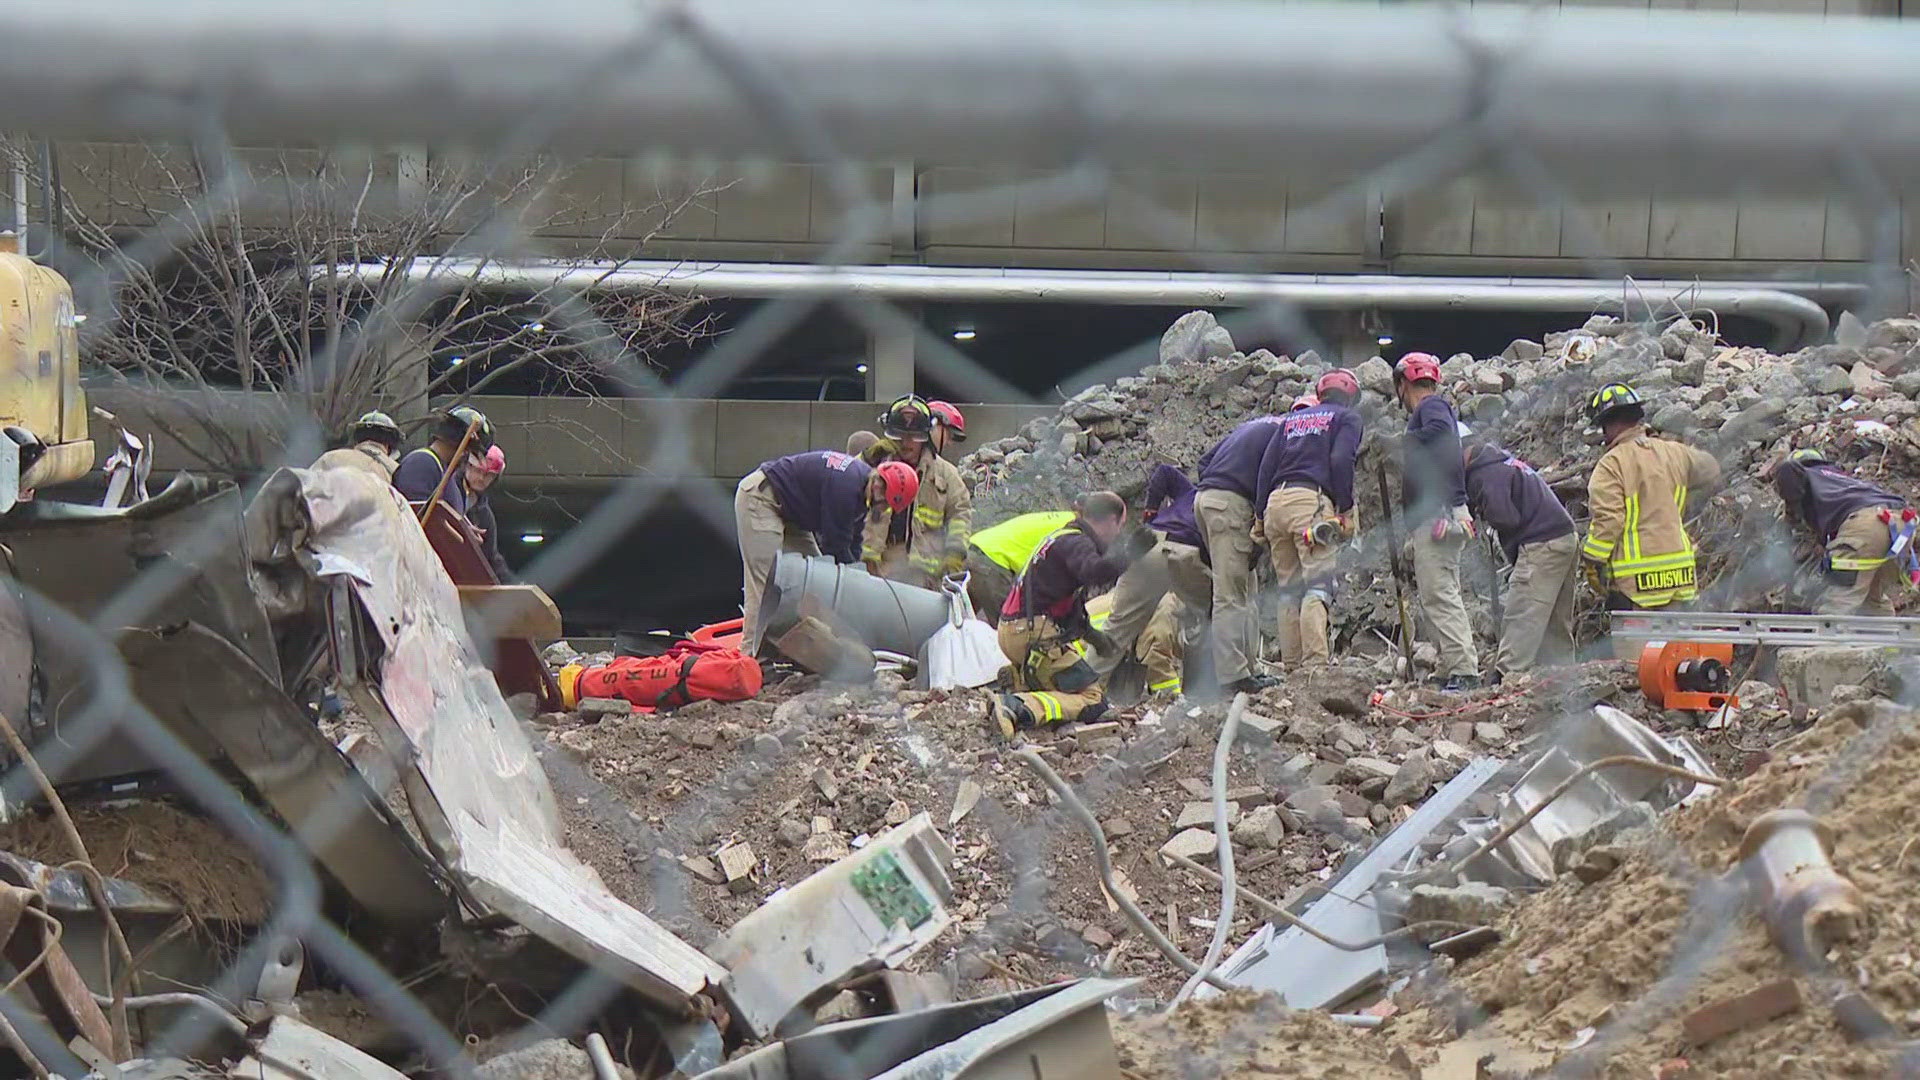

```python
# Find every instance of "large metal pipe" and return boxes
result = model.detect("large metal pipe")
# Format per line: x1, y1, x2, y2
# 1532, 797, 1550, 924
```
3, 1, 1920, 191
339, 259, 1846, 348
756, 553, 950, 659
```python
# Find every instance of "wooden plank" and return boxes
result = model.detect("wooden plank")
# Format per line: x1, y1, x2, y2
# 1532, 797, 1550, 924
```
458, 583, 562, 640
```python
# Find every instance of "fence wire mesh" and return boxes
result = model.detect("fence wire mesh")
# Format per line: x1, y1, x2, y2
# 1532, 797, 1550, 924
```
0, 2, 1917, 1078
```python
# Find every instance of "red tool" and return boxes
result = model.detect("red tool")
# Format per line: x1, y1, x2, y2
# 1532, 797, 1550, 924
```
1638, 640, 1740, 712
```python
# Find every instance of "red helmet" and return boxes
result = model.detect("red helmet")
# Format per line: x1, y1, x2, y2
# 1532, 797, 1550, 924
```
1314, 368, 1360, 401
928, 400, 968, 441
1395, 353, 1443, 385
1290, 393, 1320, 411
873, 460, 920, 512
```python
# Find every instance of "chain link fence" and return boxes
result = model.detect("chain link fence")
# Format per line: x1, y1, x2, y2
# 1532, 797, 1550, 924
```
0, 1, 1916, 1078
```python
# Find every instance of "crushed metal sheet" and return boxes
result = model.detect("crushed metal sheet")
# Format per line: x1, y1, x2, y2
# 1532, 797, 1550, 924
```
231, 1015, 408, 1080
1207, 757, 1506, 1009
249, 466, 726, 1014
119, 623, 446, 923
1434, 706, 1721, 888
696, 979, 1133, 1080
0, 851, 179, 916
713, 813, 955, 1038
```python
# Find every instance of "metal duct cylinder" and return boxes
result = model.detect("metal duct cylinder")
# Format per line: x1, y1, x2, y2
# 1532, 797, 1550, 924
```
756, 553, 952, 658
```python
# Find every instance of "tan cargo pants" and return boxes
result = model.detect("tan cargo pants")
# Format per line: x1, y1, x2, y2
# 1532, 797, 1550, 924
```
1135, 593, 1187, 693
1822, 505, 1901, 616
1194, 488, 1258, 684
1496, 532, 1580, 675
735, 470, 823, 654
1263, 485, 1342, 667
998, 615, 1106, 724
1087, 536, 1211, 677
1411, 505, 1480, 678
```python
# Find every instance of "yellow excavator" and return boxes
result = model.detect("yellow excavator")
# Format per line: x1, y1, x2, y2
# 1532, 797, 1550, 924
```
0, 231, 91, 512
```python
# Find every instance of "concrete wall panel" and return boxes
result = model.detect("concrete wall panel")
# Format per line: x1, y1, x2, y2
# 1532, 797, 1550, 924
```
1106, 173, 1199, 251
1561, 198, 1653, 260
714, 163, 814, 243
920, 167, 1018, 247
1014, 180, 1106, 248
1734, 197, 1826, 260
622, 399, 718, 476
1649, 198, 1738, 259
1195, 173, 1286, 253
1284, 184, 1368, 255
810, 166, 893, 243
715, 400, 811, 477
1470, 195, 1563, 258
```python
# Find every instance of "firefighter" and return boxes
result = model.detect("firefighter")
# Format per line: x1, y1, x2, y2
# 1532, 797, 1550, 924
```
1194, 410, 1292, 694
928, 400, 968, 456
1395, 353, 1480, 691
1767, 448, 1909, 616
1463, 438, 1579, 676
1580, 383, 1722, 656
1258, 368, 1365, 669
315, 410, 403, 479
962, 510, 1075, 624
393, 405, 493, 517
1086, 463, 1213, 695
990, 492, 1153, 736
734, 450, 919, 655
859, 395, 973, 588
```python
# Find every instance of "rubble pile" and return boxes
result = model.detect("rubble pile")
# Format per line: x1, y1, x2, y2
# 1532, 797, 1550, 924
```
963, 310, 1920, 655
535, 649, 1688, 1003
1379, 692, 1920, 1076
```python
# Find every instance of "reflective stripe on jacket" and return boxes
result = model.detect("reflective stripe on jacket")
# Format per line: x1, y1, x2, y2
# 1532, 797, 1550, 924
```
1581, 425, 1721, 606
861, 442, 973, 577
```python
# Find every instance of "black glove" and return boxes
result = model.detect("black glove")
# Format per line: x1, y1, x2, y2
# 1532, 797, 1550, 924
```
1118, 525, 1157, 562
1082, 626, 1120, 656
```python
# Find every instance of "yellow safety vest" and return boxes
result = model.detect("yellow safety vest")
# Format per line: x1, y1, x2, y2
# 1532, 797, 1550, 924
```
969, 512, 1076, 573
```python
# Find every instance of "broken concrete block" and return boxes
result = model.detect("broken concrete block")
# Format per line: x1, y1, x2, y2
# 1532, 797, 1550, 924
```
1160, 828, 1218, 865
802, 831, 851, 862
1328, 721, 1370, 749
1405, 882, 1512, 931
1082, 925, 1114, 949
1340, 756, 1400, 782
1176, 777, 1212, 800
1174, 801, 1240, 831
1383, 750, 1434, 808
717, 843, 757, 893
1237, 711, 1285, 743
577, 697, 632, 720
679, 855, 725, 886
884, 799, 912, 825
1472, 721, 1507, 744
1572, 844, 1628, 884
949, 779, 982, 825
476, 1038, 596, 1080
813, 767, 841, 803
776, 819, 810, 848
1682, 979, 1802, 1046
1285, 785, 1342, 815
1104, 817, 1135, 840
1430, 739, 1471, 764
1776, 646, 1891, 709
1231, 804, 1286, 850
1224, 785, 1270, 807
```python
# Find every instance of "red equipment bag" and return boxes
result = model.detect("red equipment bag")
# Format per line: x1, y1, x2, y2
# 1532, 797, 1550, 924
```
559, 641, 762, 711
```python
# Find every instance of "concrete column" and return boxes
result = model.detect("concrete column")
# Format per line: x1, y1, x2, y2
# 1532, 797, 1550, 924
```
866, 308, 917, 402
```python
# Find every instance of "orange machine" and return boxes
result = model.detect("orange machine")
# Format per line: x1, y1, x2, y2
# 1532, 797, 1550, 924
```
1638, 640, 1740, 712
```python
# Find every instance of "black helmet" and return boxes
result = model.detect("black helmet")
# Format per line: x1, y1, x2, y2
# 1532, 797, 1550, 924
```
1586, 383, 1645, 426
1786, 447, 1829, 467
435, 405, 494, 452
878, 394, 934, 442
351, 410, 403, 452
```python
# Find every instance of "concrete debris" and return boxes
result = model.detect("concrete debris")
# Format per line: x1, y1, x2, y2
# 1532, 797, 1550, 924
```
1159, 310, 1237, 366
1404, 882, 1512, 934
948, 778, 983, 825
475, 1038, 603, 1080
1231, 804, 1287, 850
1173, 801, 1238, 831
1160, 828, 1219, 865
577, 697, 633, 720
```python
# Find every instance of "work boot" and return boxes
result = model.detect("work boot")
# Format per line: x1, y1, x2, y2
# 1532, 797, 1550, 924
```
1223, 674, 1279, 696
1440, 674, 1483, 694
989, 694, 1036, 739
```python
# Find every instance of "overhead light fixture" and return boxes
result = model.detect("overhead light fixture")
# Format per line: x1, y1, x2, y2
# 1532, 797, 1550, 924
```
525, 320, 546, 332
855, 363, 870, 374
952, 327, 976, 342
448, 355, 466, 366
519, 532, 546, 544
1377, 334, 1394, 347
72, 313, 87, 324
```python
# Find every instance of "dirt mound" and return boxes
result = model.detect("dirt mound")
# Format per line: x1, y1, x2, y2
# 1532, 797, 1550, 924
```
1, 800, 272, 925
1114, 990, 1399, 1079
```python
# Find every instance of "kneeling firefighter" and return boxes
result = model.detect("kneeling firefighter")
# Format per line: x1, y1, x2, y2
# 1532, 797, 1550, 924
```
1768, 448, 1913, 615
990, 492, 1154, 736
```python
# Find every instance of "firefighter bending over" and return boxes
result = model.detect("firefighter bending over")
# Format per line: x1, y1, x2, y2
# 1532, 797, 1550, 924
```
990, 492, 1153, 736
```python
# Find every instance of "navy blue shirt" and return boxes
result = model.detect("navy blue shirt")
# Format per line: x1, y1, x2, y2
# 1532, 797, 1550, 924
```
1773, 459, 1903, 544
760, 451, 873, 564
393, 447, 467, 516
1463, 442, 1575, 563
1264, 403, 1364, 514
1403, 394, 1467, 519
1144, 464, 1205, 551
1198, 416, 1286, 503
